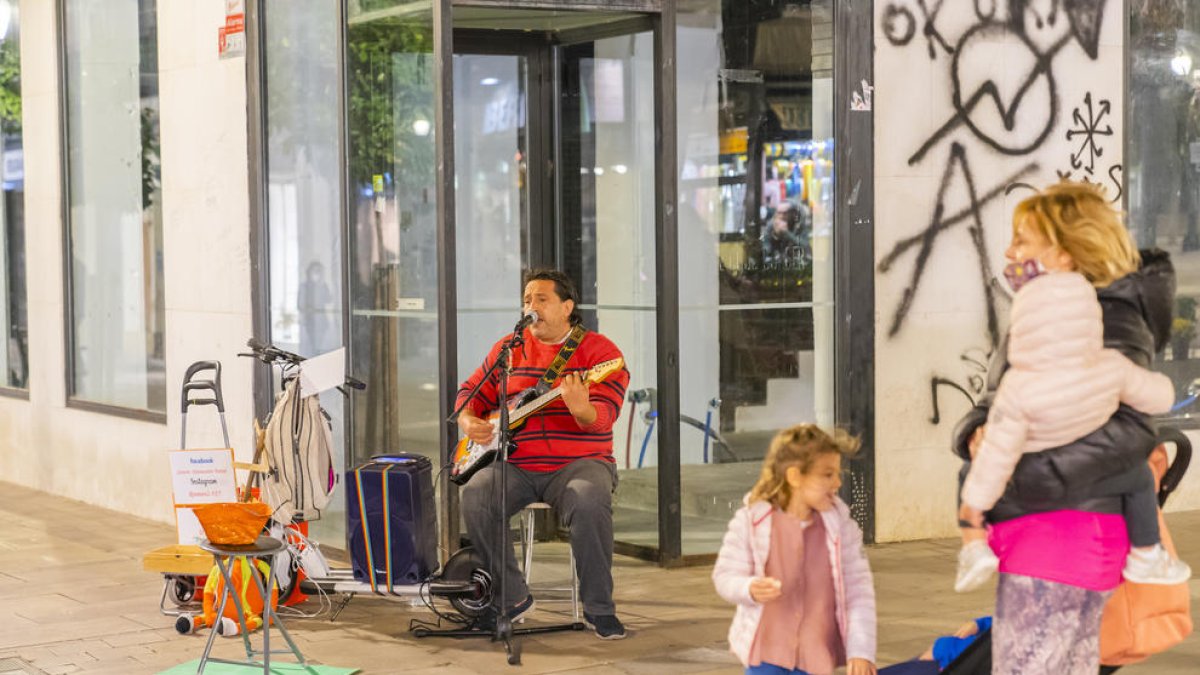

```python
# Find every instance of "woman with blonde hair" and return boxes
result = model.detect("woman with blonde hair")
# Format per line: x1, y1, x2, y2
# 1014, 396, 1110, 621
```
713, 424, 877, 675
951, 180, 1186, 674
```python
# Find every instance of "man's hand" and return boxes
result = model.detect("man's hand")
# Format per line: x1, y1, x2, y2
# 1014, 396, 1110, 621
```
559, 373, 597, 427
959, 503, 985, 529
458, 413, 496, 445
748, 577, 782, 603
847, 658, 876, 675
953, 619, 980, 638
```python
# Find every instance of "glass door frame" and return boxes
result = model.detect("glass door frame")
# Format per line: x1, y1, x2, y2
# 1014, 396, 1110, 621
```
434, 1, 681, 563
243, 0, 889, 566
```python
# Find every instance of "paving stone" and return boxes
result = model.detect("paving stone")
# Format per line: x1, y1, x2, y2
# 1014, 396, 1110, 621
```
1, 480, 1197, 674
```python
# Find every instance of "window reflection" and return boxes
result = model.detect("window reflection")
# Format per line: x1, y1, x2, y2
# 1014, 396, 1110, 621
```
677, 0, 835, 554
264, 0, 344, 544
1129, 1, 1200, 410
0, 0, 25, 390
64, 0, 165, 412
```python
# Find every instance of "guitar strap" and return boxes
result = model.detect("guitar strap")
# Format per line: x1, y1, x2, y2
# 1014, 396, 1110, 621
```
534, 324, 588, 395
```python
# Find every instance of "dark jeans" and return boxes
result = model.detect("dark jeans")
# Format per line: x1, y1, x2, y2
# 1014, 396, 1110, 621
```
461, 459, 617, 615
956, 461, 1160, 547
1091, 462, 1160, 548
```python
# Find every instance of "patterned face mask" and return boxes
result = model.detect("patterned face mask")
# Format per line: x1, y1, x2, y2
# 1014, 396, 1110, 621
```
1003, 258, 1046, 293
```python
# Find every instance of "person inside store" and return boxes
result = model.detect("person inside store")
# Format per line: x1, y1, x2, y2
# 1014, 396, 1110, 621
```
456, 269, 631, 640
762, 200, 810, 266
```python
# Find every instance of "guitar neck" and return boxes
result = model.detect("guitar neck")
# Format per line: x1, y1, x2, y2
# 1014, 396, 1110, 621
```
508, 387, 565, 427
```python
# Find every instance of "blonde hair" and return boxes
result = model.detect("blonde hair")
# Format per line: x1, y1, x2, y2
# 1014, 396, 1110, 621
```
748, 424, 860, 510
1013, 180, 1139, 288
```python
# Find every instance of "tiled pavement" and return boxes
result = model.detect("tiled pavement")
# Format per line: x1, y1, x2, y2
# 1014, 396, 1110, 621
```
0, 482, 1196, 674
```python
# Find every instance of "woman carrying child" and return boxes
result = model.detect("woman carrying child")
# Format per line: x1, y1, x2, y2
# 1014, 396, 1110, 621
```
713, 425, 877, 675
951, 181, 1190, 674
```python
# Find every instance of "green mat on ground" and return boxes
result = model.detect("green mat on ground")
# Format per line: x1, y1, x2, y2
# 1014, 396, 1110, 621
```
159, 660, 359, 674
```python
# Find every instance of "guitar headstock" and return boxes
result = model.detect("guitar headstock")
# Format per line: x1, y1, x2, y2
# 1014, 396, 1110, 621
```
586, 358, 624, 383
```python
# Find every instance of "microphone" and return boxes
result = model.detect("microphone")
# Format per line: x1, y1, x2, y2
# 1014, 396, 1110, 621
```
514, 309, 539, 331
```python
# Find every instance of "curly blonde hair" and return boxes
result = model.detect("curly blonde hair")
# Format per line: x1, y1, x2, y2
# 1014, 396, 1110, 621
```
1013, 180, 1139, 288
747, 424, 860, 510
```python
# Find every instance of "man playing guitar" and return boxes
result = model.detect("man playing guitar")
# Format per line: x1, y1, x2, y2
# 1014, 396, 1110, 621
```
456, 269, 631, 640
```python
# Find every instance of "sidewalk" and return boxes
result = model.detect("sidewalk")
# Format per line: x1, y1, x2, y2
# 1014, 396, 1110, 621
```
0, 482, 1195, 674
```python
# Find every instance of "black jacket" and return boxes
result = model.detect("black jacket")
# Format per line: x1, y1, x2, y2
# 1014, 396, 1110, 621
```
951, 249, 1176, 522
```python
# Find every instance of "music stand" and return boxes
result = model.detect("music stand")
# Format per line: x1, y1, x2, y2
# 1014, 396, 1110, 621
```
415, 318, 583, 665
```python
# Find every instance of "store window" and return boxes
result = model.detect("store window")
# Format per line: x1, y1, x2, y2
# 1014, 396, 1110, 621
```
0, 0, 25, 392
1128, 1, 1200, 406
675, 0, 835, 554
263, 1, 344, 542
62, 0, 165, 414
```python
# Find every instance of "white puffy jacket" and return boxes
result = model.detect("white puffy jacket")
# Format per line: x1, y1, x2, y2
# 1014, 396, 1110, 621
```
711, 495, 877, 667
961, 271, 1175, 511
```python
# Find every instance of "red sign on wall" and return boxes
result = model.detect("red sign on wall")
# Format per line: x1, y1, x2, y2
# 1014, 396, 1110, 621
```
218, 0, 245, 59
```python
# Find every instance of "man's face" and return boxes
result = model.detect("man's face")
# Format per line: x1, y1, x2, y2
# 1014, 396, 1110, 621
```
773, 206, 792, 232
523, 279, 574, 341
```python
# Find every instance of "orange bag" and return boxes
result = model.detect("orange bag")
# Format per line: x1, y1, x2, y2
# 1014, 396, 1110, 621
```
1099, 446, 1193, 666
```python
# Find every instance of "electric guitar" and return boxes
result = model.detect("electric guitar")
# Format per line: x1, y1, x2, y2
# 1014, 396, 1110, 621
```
450, 358, 625, 485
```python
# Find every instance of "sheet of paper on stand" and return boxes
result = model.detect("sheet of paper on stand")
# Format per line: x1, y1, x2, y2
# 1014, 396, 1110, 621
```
300, 347, 346, 397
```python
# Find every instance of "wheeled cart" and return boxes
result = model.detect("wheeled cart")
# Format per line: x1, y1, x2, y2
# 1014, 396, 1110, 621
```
141, 361, 231, 615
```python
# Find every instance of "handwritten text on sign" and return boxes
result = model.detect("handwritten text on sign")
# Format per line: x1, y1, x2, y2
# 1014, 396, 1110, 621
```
169, 449, 237, 505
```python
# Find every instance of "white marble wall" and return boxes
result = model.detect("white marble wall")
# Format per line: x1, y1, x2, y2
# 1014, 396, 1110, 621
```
874, 0, 1128, 541
0, 0, 254, 526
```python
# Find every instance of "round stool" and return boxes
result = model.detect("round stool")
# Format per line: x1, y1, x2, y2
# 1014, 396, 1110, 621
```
197, 536, 310, 674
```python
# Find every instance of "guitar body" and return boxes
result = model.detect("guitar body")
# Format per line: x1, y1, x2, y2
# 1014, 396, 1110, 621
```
450, 412, 520, 486
449, 358, 624, 486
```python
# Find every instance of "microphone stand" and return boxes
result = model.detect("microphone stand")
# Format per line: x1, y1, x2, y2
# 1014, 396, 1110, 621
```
415, 315, 582, 666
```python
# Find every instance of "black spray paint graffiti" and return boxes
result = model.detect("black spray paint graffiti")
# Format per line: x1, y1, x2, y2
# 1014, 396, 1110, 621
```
1055, 163, 1123, 202
910, 24, 1071, 165
878, 0, 1114, 422
1067, 92, 1113, 175
904, 0, 1110, 164
878, 0, 1112, 338
878, 143, 1039, 348
929, 347, 992, 424
883, 0, 955, 59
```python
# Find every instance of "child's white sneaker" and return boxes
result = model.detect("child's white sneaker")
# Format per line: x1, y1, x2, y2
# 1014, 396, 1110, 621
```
955, 540, 999, 593
1123, 544, 1192, 585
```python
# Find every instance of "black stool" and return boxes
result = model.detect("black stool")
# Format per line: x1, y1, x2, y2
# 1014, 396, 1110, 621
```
197, 536, 311, 674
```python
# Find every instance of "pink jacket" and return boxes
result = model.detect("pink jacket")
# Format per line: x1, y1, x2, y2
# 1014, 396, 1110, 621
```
962, 272, 1175, 511
712, 495, 877, 666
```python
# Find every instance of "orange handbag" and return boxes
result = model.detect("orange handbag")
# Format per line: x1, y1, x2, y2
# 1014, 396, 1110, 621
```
1099, 446, 1193, 666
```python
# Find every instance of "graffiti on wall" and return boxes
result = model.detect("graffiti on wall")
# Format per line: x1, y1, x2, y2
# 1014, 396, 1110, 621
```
876, 0, 1121, 422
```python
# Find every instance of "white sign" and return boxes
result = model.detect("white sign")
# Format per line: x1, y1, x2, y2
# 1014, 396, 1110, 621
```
169, 448, 237, 505
299, 347, 346, 398
175, 506, 207, 546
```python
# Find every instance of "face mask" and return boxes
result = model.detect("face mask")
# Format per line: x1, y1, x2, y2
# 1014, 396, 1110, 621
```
1003, 258, 1046, 293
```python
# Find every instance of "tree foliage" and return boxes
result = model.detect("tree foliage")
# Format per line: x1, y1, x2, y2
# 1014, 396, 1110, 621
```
0, 35, 20, 135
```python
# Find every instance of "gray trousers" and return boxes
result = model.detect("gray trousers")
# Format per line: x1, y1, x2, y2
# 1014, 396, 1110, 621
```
461, 459, 617, 615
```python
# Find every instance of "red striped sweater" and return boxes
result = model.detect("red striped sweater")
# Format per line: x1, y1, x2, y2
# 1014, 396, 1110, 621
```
455, 328, 630, 472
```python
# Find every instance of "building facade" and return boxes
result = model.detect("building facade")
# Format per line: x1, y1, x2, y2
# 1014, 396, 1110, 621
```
1, 0, 1197, 566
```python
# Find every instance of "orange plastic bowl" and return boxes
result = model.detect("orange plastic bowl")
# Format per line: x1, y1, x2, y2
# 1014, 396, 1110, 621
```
192, 502, 271, 546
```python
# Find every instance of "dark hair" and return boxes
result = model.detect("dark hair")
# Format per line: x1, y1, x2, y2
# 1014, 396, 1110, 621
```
523, 269, 583, 326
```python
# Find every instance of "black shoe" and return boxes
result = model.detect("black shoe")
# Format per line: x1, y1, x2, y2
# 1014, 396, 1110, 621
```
506, 594, 536, 623
478, 594, 536, 630
584, 612, 627, 640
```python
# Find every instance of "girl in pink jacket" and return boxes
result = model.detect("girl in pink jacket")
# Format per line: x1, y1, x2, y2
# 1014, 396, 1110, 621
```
713, 425, 877, 675
955, 268, 1191, 592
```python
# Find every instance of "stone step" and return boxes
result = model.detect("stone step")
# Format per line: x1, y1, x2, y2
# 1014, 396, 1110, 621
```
616, 462, 760, 520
